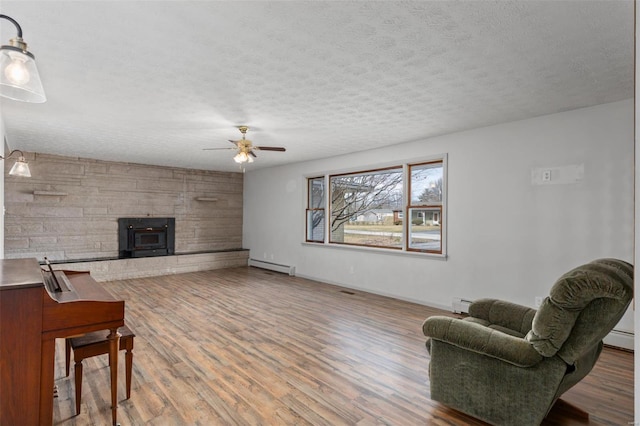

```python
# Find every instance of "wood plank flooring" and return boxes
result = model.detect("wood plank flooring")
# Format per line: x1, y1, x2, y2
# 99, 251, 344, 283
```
52, 267, 633, 425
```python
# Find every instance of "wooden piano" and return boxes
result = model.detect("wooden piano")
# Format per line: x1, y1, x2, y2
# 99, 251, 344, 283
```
0, 258, 125, 426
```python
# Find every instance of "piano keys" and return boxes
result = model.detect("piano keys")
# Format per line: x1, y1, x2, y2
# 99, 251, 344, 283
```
0, 258, 125, 426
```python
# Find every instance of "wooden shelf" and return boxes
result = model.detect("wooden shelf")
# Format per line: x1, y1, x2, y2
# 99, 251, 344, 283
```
33, 191, 68, 196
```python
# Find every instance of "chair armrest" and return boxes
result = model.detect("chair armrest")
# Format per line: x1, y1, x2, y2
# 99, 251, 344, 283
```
423, 316, 543, 367
469, 298, 536, 335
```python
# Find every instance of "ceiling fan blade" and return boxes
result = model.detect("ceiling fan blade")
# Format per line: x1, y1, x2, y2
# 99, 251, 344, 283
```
203, 147, 235, 151
249, 151, 258, 158
229, 140, 240, 146
254, 146, 286, 152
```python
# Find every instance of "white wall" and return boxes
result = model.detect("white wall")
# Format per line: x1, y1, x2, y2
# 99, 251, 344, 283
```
244, 99, 634, 335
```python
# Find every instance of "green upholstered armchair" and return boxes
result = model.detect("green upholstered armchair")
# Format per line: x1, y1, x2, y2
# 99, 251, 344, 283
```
422, 258, 633, 426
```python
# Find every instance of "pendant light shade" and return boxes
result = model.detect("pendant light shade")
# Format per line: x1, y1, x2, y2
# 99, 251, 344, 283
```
8, 155, 30, 177
3, 150, 31, 177
0, 14, 46, 103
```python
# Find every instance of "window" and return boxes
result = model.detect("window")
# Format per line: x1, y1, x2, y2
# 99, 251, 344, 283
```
305, 155, 446, 256
407, 161, 443, 253
329, 167, 403, 249
306, 176, 325, 242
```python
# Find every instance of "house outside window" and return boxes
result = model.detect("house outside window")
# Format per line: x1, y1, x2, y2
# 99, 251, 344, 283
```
407, 161, 443, 253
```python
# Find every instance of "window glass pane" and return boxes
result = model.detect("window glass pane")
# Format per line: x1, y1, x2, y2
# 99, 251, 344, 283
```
306, 177, 325, 242
408, 207, 442, 252
306, 210, 325, 242
308, 177, 324, 208
410, 162, 443, 205
330, 168, 403, 249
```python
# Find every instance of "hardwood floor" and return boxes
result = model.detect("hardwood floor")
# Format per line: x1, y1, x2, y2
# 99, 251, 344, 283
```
52, 267, 633, 425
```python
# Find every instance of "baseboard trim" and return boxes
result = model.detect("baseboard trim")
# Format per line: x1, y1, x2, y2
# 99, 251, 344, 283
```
603, 329, 634, 351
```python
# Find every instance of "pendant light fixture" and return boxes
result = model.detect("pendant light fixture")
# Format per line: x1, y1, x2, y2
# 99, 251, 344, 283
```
2, 149, 31, 177
0, 14, 46, 103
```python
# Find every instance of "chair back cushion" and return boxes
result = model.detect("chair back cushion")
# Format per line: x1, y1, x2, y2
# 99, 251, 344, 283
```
526, 259, 633, 363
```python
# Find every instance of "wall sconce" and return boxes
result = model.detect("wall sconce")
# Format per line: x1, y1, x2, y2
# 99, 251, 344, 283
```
2, 150, 31, 177
0, 14, 46, 103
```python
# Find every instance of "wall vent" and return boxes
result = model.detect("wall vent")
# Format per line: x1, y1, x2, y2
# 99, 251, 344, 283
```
452, 297, 473, 314
248, 259, 296, 276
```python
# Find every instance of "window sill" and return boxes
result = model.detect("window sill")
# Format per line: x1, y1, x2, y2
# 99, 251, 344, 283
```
300, 241, 447, 260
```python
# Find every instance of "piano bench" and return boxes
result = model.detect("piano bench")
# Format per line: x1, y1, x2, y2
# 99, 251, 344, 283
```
65, 325, 135, 416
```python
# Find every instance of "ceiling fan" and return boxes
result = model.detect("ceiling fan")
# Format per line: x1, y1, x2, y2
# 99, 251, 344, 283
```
204, 126, 286, 164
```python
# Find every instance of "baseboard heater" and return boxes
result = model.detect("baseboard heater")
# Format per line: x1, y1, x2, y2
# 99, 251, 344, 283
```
248, 259, 296, 276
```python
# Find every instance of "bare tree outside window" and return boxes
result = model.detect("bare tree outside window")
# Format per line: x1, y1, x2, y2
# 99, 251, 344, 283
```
418, 177, 443, 204
411, 163, 443, 204
330, 168, 403, 248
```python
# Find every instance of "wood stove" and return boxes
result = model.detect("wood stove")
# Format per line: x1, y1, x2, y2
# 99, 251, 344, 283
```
118, 218, 175, 258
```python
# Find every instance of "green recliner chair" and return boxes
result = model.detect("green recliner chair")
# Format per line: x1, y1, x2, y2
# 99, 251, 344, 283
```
422, 258, 633, 425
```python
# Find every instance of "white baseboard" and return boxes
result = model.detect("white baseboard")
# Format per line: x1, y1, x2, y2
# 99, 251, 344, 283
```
603, 329, 634, 350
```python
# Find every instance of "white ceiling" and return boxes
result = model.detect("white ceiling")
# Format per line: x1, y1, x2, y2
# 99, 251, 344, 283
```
0, 1, 634, 173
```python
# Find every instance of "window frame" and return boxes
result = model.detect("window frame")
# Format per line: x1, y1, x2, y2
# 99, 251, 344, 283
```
406, 160, 444, 254
304, 154, 447, 258
305, 176, 325, 243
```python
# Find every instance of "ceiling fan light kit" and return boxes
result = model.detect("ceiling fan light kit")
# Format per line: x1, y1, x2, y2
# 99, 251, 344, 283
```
234, 151, 253, 164
204, 125, 286, 166
0, 14, 46, 103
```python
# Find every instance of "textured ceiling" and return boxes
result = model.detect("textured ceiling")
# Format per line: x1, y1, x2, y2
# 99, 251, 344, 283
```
0, 1, 634, 173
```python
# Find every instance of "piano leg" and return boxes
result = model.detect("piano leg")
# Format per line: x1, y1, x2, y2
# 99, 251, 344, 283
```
39, 337, 56, 425
107, 328, 121, 426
